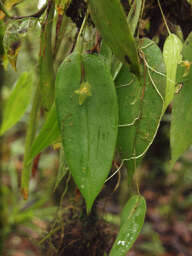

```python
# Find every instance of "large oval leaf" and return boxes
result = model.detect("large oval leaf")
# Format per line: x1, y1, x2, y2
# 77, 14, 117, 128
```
163, 33, 183, 112
110, 195, 146, 256
0, 72, 33, 136
27, 104, 60, 165
55, 53, 118, 212
115, 38, 166, 165
88, 0, 140, 76
170, 32, 192, 167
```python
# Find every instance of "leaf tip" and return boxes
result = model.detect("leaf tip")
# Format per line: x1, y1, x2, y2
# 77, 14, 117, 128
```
85, 196, 95, 215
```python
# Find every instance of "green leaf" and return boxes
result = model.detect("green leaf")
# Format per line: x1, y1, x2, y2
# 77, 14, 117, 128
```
115, 38, 166, 165
127, 0, 142, 36
39, 2, 55, 111
110, 195, 146, 256
170, 32, 192, 167
100, 40, 112, 69
0, 72, 33, 136
88, 0, 140, 76
27, 104, 60, 165
55, 53, 118, 212
163, 33, 183, 112
112, 0, 142, 81
21, 85, 41, 200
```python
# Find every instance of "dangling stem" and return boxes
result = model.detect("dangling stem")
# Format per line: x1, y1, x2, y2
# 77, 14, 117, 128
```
134, 159, 141, 195
157, 0, 171, 35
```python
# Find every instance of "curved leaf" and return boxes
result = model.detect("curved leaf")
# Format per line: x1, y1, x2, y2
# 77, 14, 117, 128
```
163, 33, 183, 111
111, 0, 142, 81
27, 104, 60, 164
88, 0, 140, 76
170, 32, 192, 167
0, 72, 33, 135
110, 195, 146, 256
127, 0, 142, 36
39, 2, 55, 111
115, 38, 166, 164
55, 53, 118, 212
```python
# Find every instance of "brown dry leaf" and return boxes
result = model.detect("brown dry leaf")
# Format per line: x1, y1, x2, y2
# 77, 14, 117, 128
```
7, 40, 21, 70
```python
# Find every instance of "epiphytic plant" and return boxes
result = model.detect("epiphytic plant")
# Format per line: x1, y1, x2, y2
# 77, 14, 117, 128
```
1, 0, 192, 255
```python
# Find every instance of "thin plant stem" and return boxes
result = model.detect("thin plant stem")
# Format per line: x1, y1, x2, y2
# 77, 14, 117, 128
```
157, 0, 171, 35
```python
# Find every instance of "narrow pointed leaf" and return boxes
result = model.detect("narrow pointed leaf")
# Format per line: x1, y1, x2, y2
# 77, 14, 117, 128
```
115, 38, 166, 164
27, 104, 60, 164
55, 53, 118, 212
163, 33, 183, 111
127, 0, 142, 36
39, 2, 55, 111
170, 32, 192, 167
111, 0, 142, 81
21, 85, 41, 200
0, 72, 33, 135
88, 0, 140, 76
110, 195, 146, 256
